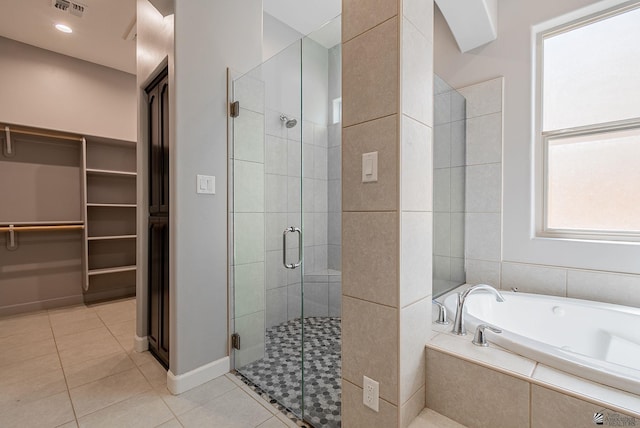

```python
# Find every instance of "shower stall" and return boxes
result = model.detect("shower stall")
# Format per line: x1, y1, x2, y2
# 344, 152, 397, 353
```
229, 18, 342, 428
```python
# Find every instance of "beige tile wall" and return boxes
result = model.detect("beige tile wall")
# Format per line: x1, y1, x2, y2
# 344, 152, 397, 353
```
342, 1, 434, 426
474, 261, 640, 309
426, 348, 640, 428
426, 349, 530, 428
531, 385, 609, 428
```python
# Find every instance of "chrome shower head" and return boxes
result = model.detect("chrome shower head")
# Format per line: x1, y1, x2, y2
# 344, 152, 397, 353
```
280, 114, 297, 128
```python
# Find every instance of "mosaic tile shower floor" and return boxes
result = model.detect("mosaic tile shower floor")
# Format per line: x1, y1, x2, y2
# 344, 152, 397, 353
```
238, 317, 341, 428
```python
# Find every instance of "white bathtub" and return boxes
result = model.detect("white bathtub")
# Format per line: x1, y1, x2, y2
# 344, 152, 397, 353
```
443, 290, 640, 396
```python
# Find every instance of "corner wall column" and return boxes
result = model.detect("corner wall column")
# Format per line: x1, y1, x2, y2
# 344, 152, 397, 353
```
341, 0, 434, 426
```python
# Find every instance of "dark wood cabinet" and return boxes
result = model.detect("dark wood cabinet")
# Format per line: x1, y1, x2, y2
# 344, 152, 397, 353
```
148, 72, 169, 215
146, 67, 170, 368
148, 216, 169, 366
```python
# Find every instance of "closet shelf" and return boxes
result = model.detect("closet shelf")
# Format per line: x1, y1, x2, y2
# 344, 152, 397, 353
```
88, 265, 136, 276
88, 235, 136, 241
86, 168, 137, 177
87, 203, 136, 208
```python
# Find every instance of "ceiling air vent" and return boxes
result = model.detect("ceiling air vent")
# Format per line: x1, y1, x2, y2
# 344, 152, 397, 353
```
69, 1, 86, 17
51, 0, 87, 18
52, 0, 70, 12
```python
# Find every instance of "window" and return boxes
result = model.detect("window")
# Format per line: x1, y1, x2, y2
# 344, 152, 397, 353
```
537, 3, 640, 240
331, 97, 342, 125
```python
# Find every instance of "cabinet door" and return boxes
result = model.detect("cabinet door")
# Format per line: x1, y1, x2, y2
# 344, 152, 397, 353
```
147, 84, 161, 215
159, 78, 170, 213
148, 216, 169, 367
146, 70, 169, 215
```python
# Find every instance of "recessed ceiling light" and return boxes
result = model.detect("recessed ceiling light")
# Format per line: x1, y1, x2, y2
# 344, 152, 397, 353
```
55, 24, 73, 33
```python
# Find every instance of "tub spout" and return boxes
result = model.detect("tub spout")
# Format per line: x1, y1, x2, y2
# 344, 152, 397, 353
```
452, 284, 505, 335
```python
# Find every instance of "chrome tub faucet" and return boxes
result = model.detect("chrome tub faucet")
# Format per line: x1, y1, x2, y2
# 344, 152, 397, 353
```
452, 284, 505, 335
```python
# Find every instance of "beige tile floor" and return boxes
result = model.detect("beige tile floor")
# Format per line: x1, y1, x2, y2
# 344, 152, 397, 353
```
0, 298, 298, 428
0, 297, 464, 428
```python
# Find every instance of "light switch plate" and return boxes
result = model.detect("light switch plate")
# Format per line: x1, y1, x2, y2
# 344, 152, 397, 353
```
197, 175, 215, 194
362, 151, 378, 183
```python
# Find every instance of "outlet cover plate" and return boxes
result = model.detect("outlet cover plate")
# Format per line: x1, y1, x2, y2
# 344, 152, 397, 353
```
363, 375, 379, 412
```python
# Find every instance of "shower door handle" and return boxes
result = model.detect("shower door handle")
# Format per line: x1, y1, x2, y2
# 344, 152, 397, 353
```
283, 226, 302, 269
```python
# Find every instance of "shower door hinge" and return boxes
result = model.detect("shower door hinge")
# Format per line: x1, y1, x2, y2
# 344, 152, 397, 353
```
230, 101, 240, 118
231, 333, 241, 350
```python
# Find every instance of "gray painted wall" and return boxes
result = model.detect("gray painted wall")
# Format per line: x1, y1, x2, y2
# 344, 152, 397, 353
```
0, 36, 136, 141
171, 0, 262, 375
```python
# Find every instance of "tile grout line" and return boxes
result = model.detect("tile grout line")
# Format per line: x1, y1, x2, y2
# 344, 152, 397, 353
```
55, 299, 147, 426
75, 389, 172, 426
47, 307, 82, 427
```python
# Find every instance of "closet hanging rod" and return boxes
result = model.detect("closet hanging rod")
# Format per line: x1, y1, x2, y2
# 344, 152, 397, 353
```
0, 224, 84, 232
2, 223, 83, 251
1, 125, 84, 143
0, 220, 84, 226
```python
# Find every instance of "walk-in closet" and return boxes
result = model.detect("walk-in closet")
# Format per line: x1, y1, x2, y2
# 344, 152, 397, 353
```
0, 125, 137, 316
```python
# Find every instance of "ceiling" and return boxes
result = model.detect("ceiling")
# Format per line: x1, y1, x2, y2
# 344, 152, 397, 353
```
264, 0, 341, 38
306, 17, 341, 49
0, 1, 340, 76
0, 0, 136, 74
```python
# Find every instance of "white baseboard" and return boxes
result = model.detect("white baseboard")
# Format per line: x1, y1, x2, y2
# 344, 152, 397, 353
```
167, 356, 230, 395
134, 335, 148, 352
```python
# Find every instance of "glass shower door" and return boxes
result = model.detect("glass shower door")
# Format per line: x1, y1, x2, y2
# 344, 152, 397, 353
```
230, 39, 307, 420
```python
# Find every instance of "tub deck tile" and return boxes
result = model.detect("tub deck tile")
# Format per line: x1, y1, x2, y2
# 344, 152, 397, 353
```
427, 332, 537, 377
533, 365, 640, 418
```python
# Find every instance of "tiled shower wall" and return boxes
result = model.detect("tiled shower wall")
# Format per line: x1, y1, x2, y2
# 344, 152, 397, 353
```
328, 44, 342, 272
433, 75, 466, 296
462, 77, 640, 309
301, 118, 329, 276
232, 33, 344, 367
262, 37, 343, 329
458, 77, 504, 291
231, 75, 267, 368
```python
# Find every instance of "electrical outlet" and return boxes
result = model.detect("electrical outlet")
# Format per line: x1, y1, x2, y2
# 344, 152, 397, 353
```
362, 376, 379, 412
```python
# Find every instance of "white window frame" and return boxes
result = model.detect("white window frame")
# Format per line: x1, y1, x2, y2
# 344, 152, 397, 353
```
534, 1, 640, 243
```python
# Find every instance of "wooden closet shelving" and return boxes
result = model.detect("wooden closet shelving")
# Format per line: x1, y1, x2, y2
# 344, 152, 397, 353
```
87, 203, 137, 208
0, 124, 137, 313
86, 168, 137, 177
84, 136, 137, 298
